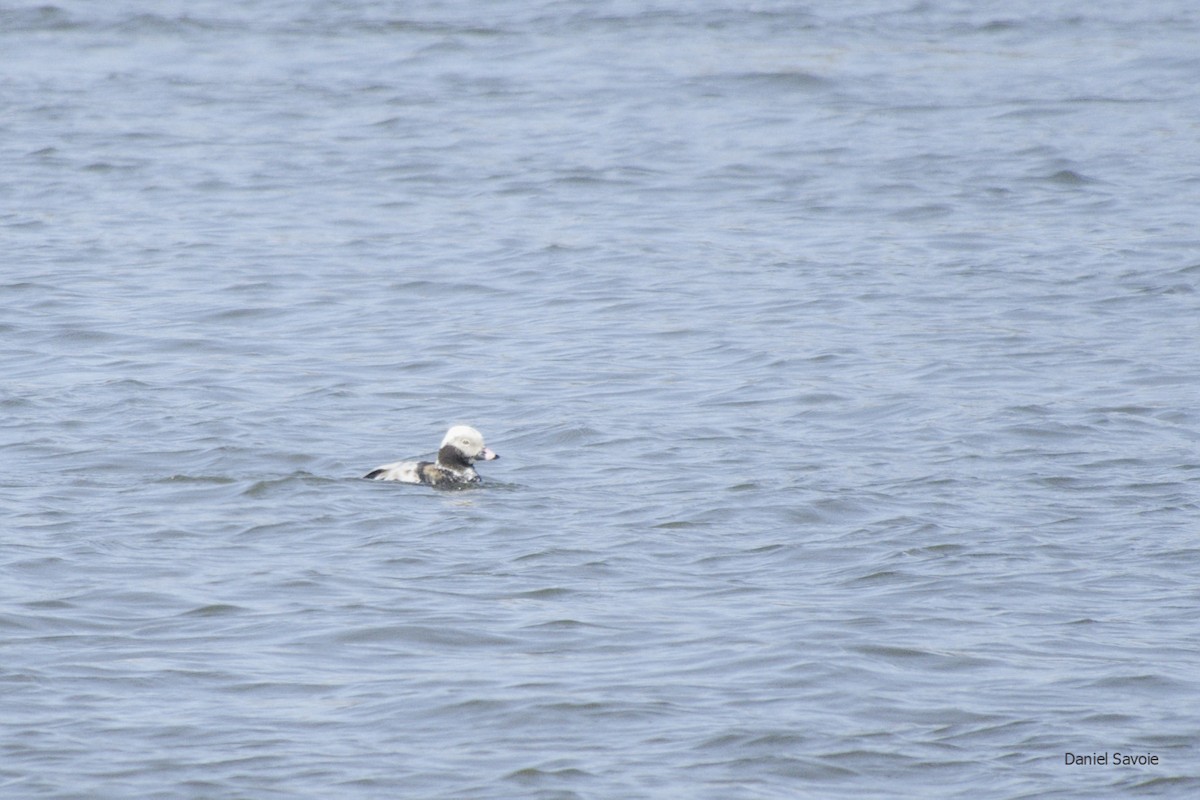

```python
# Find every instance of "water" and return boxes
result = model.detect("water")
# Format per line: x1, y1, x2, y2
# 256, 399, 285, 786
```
3, 1, 1199, 797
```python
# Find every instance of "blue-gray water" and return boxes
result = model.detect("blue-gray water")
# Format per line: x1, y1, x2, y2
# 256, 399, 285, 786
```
3, 1, 1199, 797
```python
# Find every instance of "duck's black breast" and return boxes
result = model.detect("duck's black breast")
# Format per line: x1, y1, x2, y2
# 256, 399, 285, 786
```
417, 461, 478, 487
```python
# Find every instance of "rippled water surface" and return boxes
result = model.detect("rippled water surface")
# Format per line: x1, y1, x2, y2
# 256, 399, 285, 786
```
3, 1, 1199, 797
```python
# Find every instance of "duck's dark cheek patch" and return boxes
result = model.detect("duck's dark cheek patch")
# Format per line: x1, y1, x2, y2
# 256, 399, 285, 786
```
437, 444, 472, 470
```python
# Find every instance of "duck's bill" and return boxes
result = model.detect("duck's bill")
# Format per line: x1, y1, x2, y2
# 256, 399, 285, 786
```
478, 447, 499, 461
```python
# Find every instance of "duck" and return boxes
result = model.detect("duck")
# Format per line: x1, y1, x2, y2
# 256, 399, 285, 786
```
364, 425, 499, 487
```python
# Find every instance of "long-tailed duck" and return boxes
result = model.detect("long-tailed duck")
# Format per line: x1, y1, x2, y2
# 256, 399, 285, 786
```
364, 425, 499, 487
